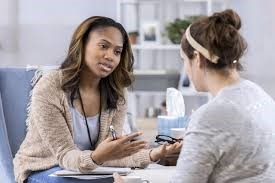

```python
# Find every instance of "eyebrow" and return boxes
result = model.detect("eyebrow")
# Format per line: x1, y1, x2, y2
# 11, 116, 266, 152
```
100, 39, 123, 49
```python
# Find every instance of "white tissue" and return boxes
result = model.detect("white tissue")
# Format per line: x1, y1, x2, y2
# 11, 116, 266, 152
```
166, 88, 185, 116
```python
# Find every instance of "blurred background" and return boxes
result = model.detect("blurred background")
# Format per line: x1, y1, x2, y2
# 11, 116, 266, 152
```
1, 0, 274, 119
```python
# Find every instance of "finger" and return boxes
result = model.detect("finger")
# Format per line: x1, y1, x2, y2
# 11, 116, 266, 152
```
120, 132, 143, 143
126, 140, 148, 148
170, 143, 178, 150
127, 143, 148, 152
175, 143, 183, 152
125, 144, 148, 152
167, 143, 179, 153
176, 142, 183, 149
167, 142, 178, 150
161, 143, 168, 154
163, 142, 168, 148
122, 142, 149, 157
123, 147, 142, 157
113, 172, 124, 183
104, 137, 114, 142
115, 141, 147, 156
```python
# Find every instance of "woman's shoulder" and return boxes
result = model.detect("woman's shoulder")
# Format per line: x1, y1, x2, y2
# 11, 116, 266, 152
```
190, 97, 246, 131
198, 97, 239, 115
33, 69, 64, 95
36, 69, 62, 86
195, 80, 257, 119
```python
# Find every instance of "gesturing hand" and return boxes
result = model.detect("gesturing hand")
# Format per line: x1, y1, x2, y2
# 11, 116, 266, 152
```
91, 132, 148, 164
149, 141, 183, 162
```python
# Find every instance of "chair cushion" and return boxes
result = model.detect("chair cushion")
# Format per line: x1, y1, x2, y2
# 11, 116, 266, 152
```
0, 68, 36, 156
0, 92, 15, 182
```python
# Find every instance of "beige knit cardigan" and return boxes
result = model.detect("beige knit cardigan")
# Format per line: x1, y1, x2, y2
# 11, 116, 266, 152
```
13, 70, 151, 183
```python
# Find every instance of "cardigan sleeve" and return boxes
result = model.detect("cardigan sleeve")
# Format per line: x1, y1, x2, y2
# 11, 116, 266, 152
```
30, 72, 98, 173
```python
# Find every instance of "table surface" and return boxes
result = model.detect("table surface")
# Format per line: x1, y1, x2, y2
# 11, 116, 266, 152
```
50, 164, 176, 183
127, 164, 176, 183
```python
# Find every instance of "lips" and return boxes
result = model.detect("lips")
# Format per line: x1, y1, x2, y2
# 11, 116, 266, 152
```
98, 62, 113, 72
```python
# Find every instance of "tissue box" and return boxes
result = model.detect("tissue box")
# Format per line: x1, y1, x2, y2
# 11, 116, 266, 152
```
157, 115, 189, 136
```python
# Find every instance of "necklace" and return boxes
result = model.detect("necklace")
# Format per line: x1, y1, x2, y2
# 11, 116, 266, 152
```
78, 88, 101, 148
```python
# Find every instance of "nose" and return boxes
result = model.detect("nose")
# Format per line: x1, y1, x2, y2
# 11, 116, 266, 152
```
104, 49, 114, 62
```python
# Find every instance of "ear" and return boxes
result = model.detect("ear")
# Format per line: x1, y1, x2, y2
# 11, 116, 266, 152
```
193, 50, 204, 69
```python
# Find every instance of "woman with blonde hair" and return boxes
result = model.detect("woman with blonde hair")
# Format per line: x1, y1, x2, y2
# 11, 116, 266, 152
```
14, 16, 181, 183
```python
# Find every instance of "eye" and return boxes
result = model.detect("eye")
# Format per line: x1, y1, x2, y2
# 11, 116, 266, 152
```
114, 50, 122, 56
99, 44, 107, 49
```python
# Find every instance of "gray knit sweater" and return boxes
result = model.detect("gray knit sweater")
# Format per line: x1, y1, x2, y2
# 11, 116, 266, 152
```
171, 79, 275, 183
13, 70, 151, 183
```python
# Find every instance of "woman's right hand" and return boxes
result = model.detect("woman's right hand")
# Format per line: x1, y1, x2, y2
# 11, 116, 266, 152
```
91, 132, 148, 165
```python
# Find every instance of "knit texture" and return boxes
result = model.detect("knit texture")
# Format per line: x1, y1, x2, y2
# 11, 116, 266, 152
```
170, 79, 275, 183
13, 70, 151, 183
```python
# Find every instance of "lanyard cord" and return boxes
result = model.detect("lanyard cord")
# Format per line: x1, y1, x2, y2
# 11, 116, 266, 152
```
78, 88, 101, 148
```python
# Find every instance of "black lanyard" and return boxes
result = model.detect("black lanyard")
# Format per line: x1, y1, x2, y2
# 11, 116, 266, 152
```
78, 88, 101, 148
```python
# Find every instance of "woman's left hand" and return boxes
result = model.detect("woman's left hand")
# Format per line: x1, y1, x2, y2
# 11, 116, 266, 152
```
149, 141, 183, 162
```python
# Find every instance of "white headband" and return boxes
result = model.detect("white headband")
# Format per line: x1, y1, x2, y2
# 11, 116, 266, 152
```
185, 25, 219, 64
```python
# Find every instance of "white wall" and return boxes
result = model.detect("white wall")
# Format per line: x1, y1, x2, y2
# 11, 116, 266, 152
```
0, 0, 117, 67
1, 0, 275, 102
0, 0, 18, 65
19, 0, 117, 25
228, 0, 275, 99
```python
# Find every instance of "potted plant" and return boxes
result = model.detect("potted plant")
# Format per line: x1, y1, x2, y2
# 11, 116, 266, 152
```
165, 16, 201, 44
165, 19, 191, 44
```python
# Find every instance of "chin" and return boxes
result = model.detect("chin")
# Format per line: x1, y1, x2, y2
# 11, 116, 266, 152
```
98, 72, 112, 78
194, 85, 206, 92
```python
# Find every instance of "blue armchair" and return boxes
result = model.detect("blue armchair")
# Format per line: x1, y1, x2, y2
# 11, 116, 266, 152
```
0, 68, 36, 183
0, 67, 113, 183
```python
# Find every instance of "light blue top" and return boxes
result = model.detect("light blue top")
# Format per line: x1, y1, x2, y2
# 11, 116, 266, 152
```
69, 105, 99, 151
171, 79, 275, 183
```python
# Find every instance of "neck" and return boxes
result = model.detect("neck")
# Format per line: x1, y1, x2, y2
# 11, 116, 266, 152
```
79, 68, 101, 92
206, 69, 241, 96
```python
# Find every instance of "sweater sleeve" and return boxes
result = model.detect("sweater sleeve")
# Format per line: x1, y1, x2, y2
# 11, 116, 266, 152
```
30, 72, 98, 173
102, 89, 152, 168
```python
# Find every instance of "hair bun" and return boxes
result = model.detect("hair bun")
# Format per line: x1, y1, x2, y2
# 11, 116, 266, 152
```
211, 9, 241, 30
